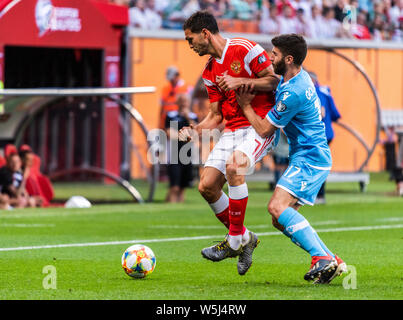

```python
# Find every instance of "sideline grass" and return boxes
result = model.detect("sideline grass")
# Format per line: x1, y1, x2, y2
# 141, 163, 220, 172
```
0, 172, 402, 300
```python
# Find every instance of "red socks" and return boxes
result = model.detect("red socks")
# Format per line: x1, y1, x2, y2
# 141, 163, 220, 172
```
228, 183, 248, 236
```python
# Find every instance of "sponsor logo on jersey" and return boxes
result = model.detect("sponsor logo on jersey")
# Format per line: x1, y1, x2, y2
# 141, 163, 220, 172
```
301, 181, 307, 191
282, 92, 290, 101
276, 101, 287, 112
258, 55, 267, 64
230, 60, 242, 74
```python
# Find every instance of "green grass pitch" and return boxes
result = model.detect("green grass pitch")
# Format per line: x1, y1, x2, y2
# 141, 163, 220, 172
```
0, 172, 402, 300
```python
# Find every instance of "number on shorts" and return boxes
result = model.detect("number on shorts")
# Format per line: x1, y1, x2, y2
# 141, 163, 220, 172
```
283, 165, 301, 179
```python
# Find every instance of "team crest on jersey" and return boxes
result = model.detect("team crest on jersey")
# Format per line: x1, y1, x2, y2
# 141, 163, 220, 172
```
230, 60, 242, 74
276, 101, 287, 112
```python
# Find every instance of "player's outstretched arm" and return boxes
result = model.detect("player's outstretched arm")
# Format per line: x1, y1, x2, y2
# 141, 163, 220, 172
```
178, 101, 222, 141
236, 86, 277, 138
217, 65, 280, 92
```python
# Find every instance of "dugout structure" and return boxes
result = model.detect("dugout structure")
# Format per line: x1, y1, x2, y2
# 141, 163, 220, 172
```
0, 0, 159, 202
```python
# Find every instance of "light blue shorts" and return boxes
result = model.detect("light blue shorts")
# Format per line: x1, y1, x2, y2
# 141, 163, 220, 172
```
276, 162, 330, 206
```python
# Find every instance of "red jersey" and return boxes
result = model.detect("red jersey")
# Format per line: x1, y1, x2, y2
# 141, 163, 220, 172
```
202, 38, 275, 131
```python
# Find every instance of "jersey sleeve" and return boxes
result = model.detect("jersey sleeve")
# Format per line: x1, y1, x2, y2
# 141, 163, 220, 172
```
266, 91, 300, 128
202, 77, 223, 103
238, 43, 271, 76
248, 45, 271, 75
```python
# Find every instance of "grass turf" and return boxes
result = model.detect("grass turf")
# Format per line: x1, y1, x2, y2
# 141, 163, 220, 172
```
0, 172, 402, 300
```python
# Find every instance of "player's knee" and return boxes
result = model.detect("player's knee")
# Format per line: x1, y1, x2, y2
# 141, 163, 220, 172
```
198, 180, 215, 199
226, 155, 249, 178
225, 162, 239, 178
267, 199, 283, 219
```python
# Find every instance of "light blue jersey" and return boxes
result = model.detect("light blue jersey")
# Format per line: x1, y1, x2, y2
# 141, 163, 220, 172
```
266, 68, 332, 169
266, 68, 332, 205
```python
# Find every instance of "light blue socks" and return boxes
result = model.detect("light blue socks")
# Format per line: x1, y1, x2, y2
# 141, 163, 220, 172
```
278, 207, 330, 257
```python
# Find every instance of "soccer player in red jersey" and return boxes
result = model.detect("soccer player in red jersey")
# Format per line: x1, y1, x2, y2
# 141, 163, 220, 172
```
178, 11, 280, 275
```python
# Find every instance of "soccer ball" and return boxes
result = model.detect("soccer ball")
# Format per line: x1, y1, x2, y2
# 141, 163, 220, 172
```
121, 244, 156, 278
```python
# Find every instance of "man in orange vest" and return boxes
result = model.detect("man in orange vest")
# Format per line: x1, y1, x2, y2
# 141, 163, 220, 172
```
159, 66, 188, 129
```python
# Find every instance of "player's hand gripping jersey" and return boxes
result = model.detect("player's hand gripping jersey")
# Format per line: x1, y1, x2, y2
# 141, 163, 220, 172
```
202, 38, 275, 130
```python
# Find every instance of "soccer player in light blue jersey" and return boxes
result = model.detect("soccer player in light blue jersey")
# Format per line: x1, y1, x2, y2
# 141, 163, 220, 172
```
235, 34, 347, 284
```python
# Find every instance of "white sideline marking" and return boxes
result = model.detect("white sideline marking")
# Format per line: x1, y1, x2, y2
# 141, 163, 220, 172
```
0, 224, 402, 252
377, 217, 403, 222
150, 220, 341, 230
0, 223, 55, 228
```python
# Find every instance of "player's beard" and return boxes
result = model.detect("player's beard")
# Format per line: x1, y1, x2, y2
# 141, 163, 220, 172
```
273, 57, 286, 76
194, 43, 209, 56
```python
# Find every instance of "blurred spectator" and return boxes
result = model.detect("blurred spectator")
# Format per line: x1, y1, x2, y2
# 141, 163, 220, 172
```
129, 0, 162, 29
390, 0, 403, 28
0, 153, 37, 208
160, 66, 189, 129
293, 0, 313, 20
306, 5, 324, 38
278, 4, 298, 34
165, 93, 198, 203
230, 0, 257, 20
371, 13, 388, 41
154, 0, 170, 14
276, 0, 296, 16
19, 145, 53, 207
259, 1, 280, 35
382, 126, 398, 180
270, 130, 289, 191
351, 10, 372, 39
392, 16, 403, 41
319, 6, 345, 39
200, 0, 226, 17
295, 8, 310, 36
162, 0, 200, 29
0, 193, 9, 210
334, 0, 347, 22
309, 71, 341, 204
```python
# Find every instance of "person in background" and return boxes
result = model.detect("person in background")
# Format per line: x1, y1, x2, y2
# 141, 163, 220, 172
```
0, 153, 35, 208
278, 4, 298, 34
270, 130, 289, 191
165, 93, 198, 203
351, 9, 372, 39
160, 66, 189, 129
259, 1, 280, 35
129, 0, 162, 30
0, 192, 10, 210
306, 5, 323, 38
309, 71, 341, 204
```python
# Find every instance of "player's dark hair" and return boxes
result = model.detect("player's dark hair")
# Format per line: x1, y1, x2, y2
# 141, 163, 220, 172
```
183, 10, 219, 34
271, 34, 307, 66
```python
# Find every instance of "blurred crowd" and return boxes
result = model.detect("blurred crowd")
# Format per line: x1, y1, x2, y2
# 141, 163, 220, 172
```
0, 144, 54, 210
110, 0, 403, 42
